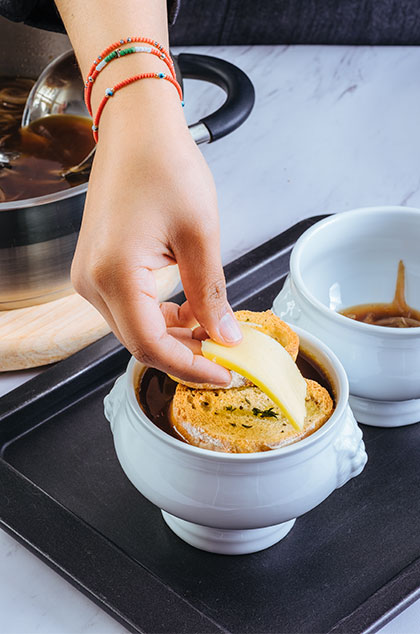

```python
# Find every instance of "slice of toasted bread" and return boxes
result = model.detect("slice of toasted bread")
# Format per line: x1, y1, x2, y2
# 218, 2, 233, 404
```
171, 310, 299, 390
170, 379, 333, 453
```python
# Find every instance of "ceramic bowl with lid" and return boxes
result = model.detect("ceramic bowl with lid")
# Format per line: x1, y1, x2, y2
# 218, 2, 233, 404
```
273, 206, 420, 426
104, 326, 367, 555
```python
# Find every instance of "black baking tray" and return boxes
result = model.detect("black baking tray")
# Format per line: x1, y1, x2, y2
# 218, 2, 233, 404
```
1, 216, 420, 634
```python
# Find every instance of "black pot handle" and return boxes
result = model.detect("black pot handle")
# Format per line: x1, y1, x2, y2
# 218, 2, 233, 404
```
177, 53, 255, 144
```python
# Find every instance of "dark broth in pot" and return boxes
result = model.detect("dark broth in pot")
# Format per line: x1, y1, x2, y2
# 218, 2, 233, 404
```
0, 76, 93, 202
137, 352, 334, 443
340, 261, 420, 327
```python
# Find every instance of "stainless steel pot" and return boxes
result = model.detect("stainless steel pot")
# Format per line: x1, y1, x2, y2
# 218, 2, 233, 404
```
0, 16, 255, 309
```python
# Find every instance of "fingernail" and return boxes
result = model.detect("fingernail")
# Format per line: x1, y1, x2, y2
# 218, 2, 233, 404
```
219, 312, 242, 343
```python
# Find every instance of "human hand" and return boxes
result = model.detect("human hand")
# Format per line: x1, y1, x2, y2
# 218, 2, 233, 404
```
71, 82, 241, 385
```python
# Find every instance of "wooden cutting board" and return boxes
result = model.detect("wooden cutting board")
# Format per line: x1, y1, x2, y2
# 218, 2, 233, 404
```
0, 265, 180, 371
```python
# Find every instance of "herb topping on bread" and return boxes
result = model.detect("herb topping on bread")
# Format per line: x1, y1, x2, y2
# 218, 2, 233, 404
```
170, 379, 333, 453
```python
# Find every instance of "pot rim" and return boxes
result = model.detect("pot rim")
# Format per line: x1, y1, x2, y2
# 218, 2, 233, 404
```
0, 180, 88, 211
290, 205, 420, 338
0, 52, 183, 212
124, 325, 350, 462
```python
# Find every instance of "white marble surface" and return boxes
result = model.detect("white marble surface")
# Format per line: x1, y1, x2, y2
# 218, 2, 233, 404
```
2, 44, 420, 633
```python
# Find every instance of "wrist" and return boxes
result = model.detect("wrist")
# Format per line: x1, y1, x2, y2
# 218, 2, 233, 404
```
90, 52, 188, 146
56, 0, 170, 80
97, 84, 189, 151
90, 50, 179, 112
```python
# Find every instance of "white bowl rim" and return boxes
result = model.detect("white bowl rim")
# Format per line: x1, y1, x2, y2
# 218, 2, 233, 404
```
124, 326, 350, 462
290, 205, 420, 338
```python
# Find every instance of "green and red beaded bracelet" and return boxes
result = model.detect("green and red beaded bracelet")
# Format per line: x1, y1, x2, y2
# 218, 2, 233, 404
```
85, 37, 183, 141
85, 37, 177, 116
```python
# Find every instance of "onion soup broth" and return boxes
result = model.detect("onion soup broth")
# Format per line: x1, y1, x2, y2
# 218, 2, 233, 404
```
341, 261, 420, 327
0, 76, 94, 202
137, 352, 334, 444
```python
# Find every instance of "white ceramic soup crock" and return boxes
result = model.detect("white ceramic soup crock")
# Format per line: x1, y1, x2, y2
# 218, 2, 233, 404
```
104, 326, 367, 555
273, 206, 420, 427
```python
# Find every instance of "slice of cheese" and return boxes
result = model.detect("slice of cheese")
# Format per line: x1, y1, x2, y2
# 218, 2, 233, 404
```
202, 323, 307, 430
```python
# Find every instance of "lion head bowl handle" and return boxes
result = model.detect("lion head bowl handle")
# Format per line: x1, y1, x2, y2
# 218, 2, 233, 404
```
104, 374, 126, 433
333, 406, 368, 488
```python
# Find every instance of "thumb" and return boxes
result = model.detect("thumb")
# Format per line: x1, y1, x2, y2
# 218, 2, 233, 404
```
175, 230, 242, 346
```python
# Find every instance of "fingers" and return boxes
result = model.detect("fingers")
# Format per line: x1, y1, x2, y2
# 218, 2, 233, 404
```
74, 256, 230, 384
167, 327, 203, 355
174, 228, 242, 347
103, 268, 231, 385
159, 300, 197, 329
192, 326, 210, 341
77, 285, 127, 347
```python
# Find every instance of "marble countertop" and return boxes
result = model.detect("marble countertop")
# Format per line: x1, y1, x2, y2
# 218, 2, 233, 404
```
2, 44, 420, 633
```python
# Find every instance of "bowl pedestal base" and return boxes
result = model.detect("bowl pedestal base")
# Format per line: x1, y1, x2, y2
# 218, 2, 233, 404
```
350, 394, 420, 427
161, 511, 296, 555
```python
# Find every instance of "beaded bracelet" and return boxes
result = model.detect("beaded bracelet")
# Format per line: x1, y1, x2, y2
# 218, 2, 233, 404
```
87, 37, 173, 79
85, 37, 175, 115
85, 44, 176, 116
92, 72, 184, 142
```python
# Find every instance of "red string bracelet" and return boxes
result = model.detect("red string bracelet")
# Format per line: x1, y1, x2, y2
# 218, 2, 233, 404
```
92, 72, 184, 143
85, 37, 175, 116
